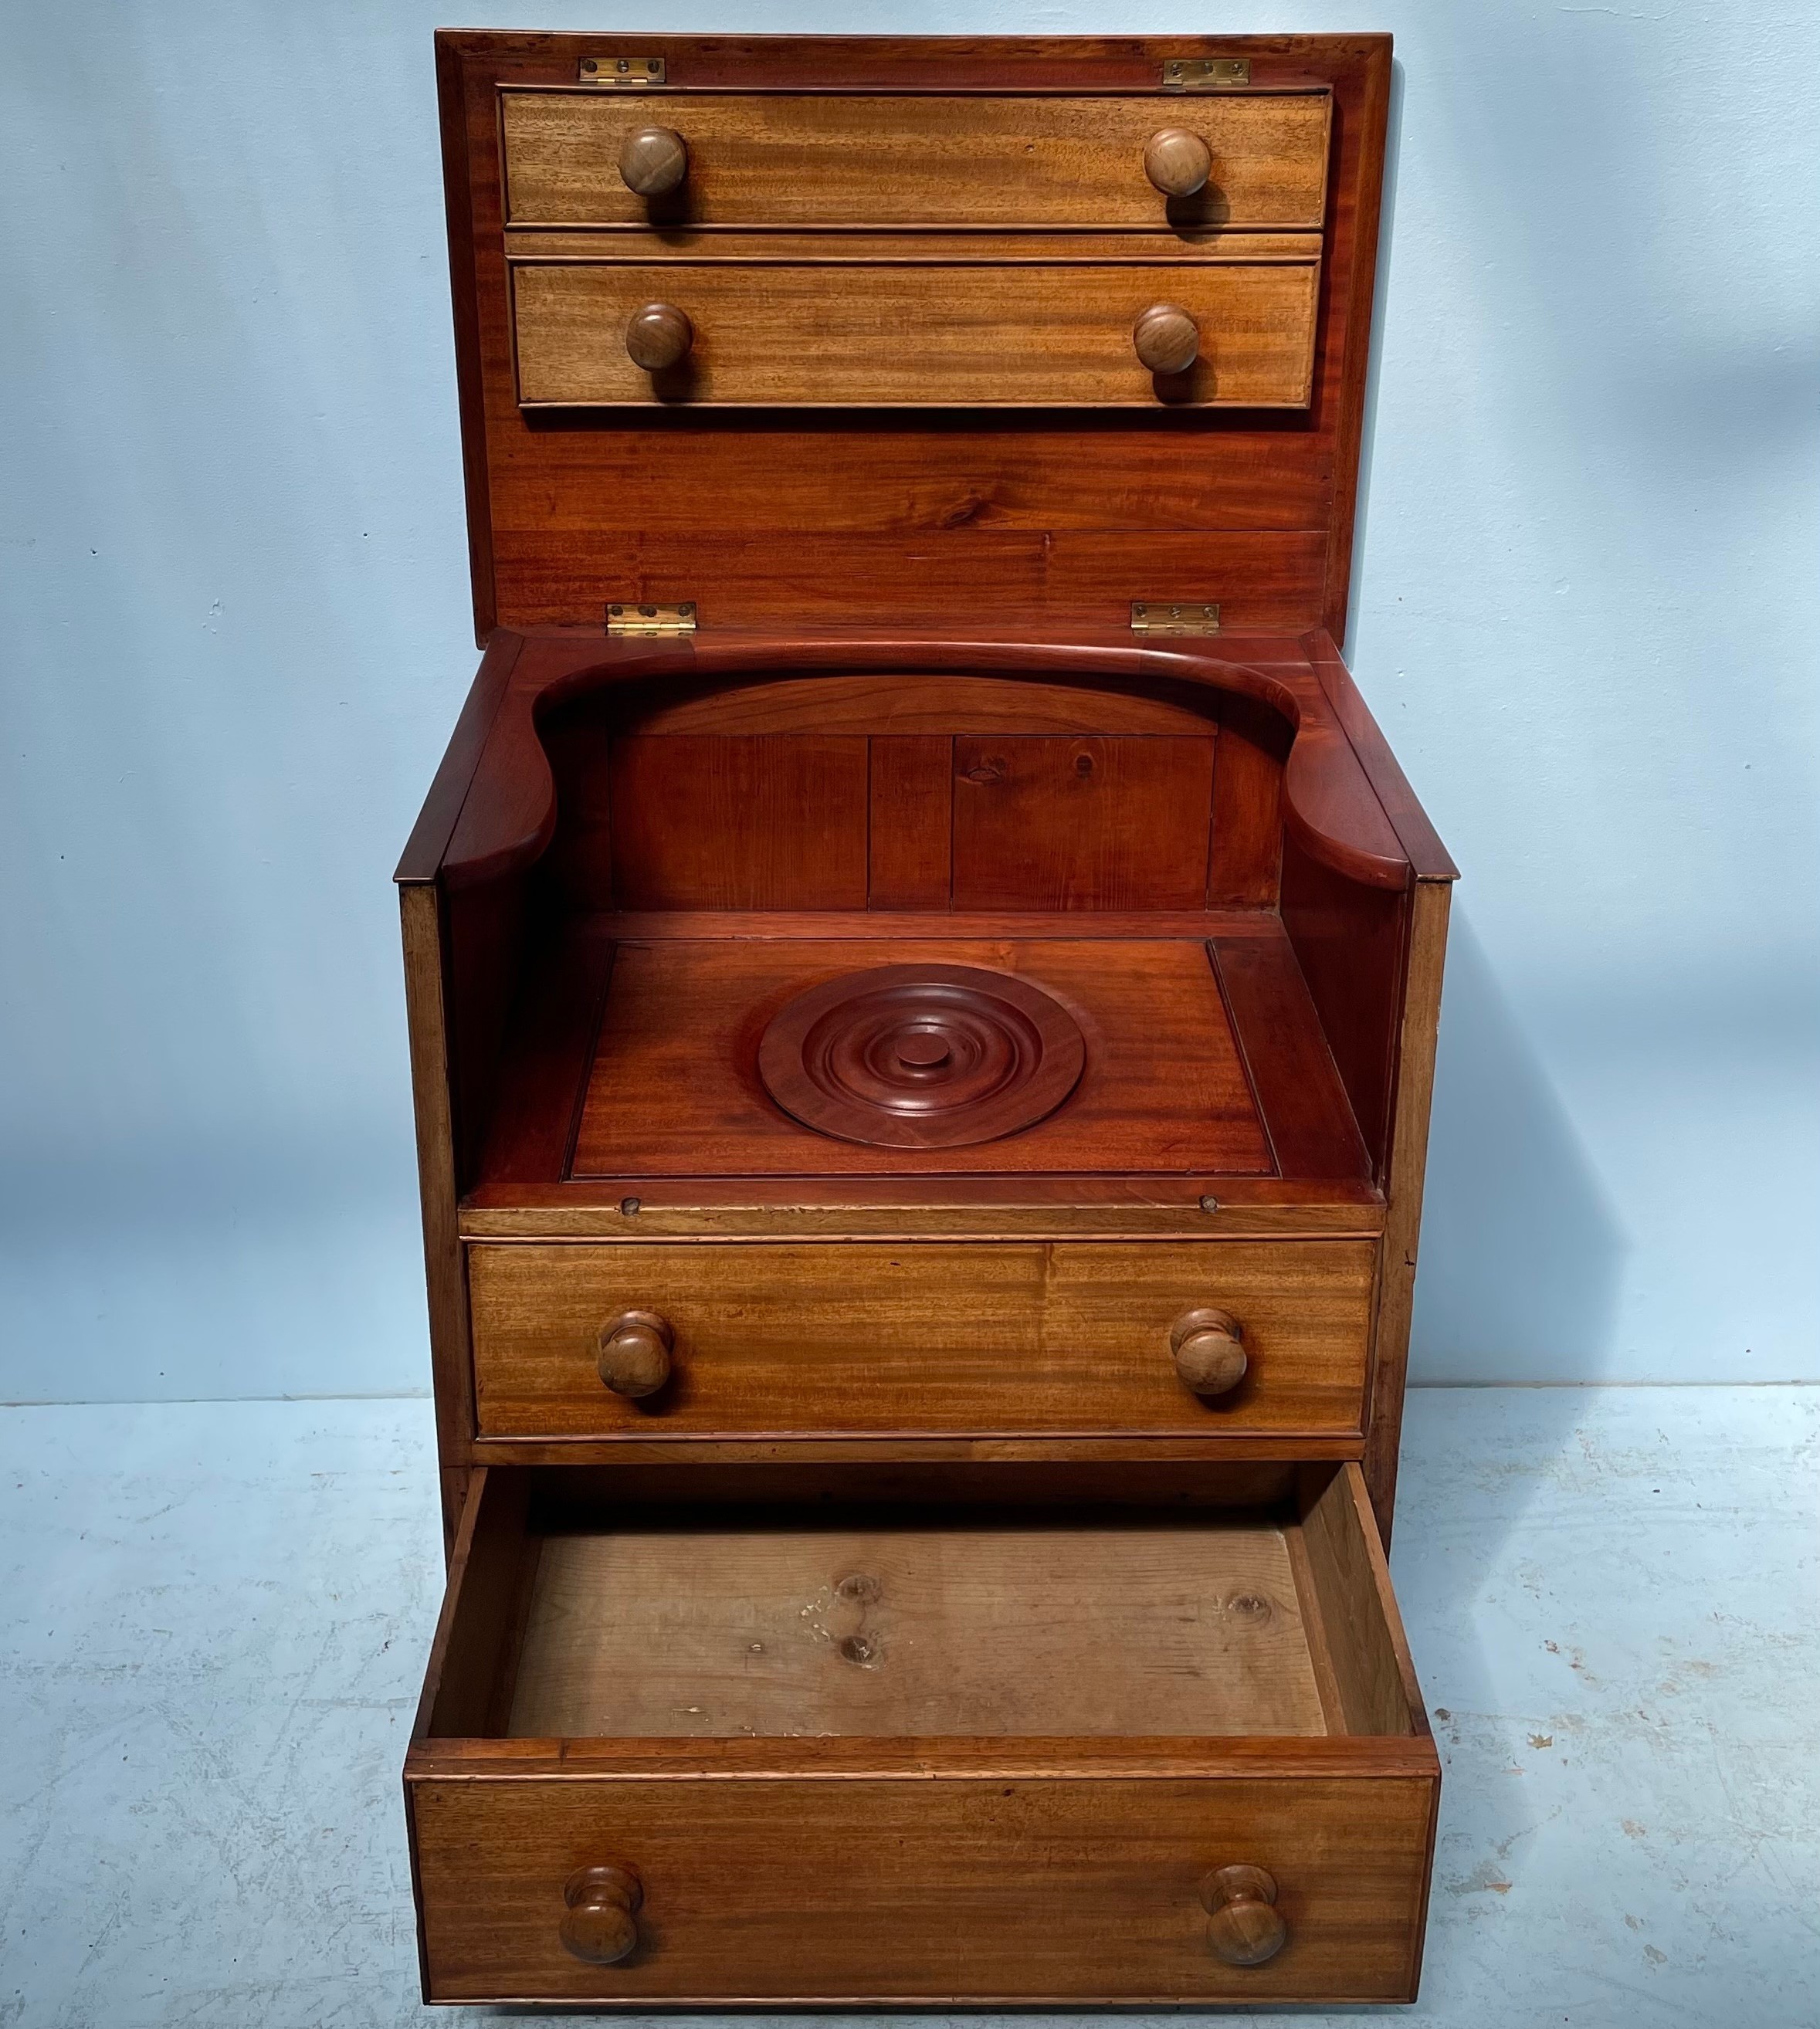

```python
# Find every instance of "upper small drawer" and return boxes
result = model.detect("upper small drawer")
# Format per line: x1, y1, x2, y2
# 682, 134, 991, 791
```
500, 91, 1332, 231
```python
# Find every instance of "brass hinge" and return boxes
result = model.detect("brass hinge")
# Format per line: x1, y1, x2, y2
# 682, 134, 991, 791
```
608, 600, 696, 638
578, 55, 667, 87
1161, 58, 1252, 91
1131, 601, 1221, 637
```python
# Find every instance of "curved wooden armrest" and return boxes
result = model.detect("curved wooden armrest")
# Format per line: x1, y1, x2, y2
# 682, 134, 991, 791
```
429, 633, 1419, 895
1300, 629, 1459, 882
436, 635, 699, 891
395, 632, 526, 886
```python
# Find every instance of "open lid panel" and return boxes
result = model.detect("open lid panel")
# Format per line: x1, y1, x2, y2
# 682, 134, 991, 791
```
436, 33, 1391, 643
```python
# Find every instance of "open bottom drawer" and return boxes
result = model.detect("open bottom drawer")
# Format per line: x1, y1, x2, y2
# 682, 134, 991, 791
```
405, 1462, 1439, 2004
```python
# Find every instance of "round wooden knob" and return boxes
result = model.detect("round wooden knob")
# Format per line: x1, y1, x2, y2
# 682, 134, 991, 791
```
1144, 127, 1213, 198
625, 302, 693, 373
596, 1310, 673, 1397
560, 1863, 643, 1965
619, 125, 689, 197
1134, 303, 1200, 375
1171, 1309, 1247, 1397
1201, 1864, 1286, 1966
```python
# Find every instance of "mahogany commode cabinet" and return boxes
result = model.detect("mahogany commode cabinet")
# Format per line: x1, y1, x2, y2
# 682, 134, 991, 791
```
398, 29, 1456, 2008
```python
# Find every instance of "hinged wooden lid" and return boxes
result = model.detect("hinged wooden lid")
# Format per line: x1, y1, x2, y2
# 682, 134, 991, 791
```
436, 32, 1390, 644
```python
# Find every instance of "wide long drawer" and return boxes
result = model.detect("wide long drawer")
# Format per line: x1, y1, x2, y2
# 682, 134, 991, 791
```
405, 1462, 1438, 2004
510, 255, 1320, 408
500, 90, 1333, 230
414, 1773, 1434, 2004
467, 1238, 1375, 1441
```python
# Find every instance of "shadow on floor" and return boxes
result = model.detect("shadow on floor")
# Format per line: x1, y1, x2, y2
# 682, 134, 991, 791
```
1388, 907, 1628, 1967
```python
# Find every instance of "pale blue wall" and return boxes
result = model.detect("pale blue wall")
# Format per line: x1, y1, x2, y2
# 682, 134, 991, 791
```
2, 3, 1815, 1400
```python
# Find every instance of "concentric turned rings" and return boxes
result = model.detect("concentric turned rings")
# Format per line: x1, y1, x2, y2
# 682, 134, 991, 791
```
757, 964, 1086, 1150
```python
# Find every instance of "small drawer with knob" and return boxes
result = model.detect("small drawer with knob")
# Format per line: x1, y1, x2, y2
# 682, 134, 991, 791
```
466, 1239, 1373, 1444
405, 1459, 1438, 2004
499, 90, 1331, 230
509, 252, 1320, 408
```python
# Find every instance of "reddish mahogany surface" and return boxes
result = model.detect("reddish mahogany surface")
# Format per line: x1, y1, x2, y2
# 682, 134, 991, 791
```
571, 937, 1271, 1181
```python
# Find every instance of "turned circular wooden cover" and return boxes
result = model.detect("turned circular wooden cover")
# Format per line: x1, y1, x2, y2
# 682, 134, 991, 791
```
757, 964, 1086, 1149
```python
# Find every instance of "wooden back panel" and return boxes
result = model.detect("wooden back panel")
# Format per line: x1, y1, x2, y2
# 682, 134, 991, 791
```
535, 670, 1288, 913
437, 33, 1391, 641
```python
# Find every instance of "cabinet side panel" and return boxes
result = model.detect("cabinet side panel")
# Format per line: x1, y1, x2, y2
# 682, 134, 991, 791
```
1363, 879, 1450, 1539
437, 33, 497, 643
400, 882, 475, 1546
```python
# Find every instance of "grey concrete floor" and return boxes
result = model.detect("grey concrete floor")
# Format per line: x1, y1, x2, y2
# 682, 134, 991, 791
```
2, 1386, 1815, 2027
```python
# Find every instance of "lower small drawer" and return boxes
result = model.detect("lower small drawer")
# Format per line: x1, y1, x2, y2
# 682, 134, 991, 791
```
467, 1238, 1375, 1443
405, 1462, 1438, 2004
510, 256, 1320, 408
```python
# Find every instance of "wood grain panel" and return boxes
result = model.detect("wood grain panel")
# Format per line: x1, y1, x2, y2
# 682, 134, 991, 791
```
488, 422, 1336, 535
514, 258, 1320, 408
466, 1238, 1373, 1440
501, 90, 1332, 230
568, 937, 1273, 1179
490, 528, 1329, 632
412, 1770, 1433, 2003
867, 735, 951, 907
607, 735, 869, 909
509, 1520, 1323, 1738
951, 734, 1215, 910
1207, 691, 1288, 905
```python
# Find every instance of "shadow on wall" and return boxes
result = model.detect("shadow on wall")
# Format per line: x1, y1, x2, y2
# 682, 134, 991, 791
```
1351, 57, 1623, 1388
1411, 909, 1628, 1386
